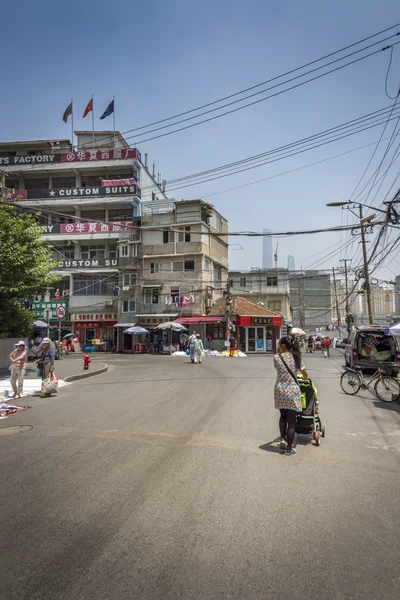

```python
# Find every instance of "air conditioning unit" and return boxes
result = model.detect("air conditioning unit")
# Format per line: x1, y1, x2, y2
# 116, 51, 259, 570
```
64, 240, 73, 246
105, 300, 114, 307
122, 286, 130, 291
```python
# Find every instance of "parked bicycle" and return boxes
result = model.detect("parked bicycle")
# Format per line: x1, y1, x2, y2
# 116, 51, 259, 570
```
55, 341, 67, 360
340, 365, 400, 403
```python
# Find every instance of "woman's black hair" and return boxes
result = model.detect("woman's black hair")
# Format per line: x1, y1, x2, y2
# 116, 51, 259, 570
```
279, 335, 302, 370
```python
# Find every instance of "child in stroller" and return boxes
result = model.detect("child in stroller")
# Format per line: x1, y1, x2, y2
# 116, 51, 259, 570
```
296, 376, 325, 446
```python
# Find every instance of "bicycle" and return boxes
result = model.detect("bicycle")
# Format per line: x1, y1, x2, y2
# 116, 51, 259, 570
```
55, 343, 67, 360
340, 365, 400, 403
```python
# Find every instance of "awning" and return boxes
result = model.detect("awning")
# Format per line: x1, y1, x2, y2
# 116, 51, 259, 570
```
114, 322, 136, 327
175, 316, 224, 324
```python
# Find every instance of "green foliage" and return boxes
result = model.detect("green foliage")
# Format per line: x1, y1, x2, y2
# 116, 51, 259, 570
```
0, 201, 59, 336
0, 300, 34, 337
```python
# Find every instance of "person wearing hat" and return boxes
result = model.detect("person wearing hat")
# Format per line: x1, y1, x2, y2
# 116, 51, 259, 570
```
9, 341, 28, 399
35, 338, 56, 382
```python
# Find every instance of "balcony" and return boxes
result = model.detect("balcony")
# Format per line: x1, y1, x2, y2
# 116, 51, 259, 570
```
141, 201, 175, 226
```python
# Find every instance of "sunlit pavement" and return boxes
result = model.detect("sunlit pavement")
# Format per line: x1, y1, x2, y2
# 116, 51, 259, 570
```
1, 350, 399, 599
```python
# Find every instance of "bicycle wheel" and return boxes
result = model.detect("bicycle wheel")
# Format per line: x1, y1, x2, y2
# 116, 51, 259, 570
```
374, 376, 400, 403
340, 370, 361, 395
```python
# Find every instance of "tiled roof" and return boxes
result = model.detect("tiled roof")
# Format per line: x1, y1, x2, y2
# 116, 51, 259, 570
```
209, 295, 281, 317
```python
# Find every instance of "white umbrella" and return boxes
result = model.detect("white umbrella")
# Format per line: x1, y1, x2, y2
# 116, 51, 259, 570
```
290, 327, 306, 336
155, 321, 188, 331
123, 326, 148, 334
384, 322, 400, 336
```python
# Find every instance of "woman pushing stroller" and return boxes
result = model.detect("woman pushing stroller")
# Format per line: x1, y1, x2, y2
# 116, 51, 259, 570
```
273, 336, 308, 456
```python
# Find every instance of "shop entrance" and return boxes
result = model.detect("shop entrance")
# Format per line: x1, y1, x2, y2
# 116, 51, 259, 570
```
246, 327, 273, 353
84, 328, 96, 344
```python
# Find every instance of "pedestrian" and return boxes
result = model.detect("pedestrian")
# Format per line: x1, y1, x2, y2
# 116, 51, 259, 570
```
323, 336, 331, 358
35, 337, 55, 382
229, 334, 236, 357
156, 333, 162, 354
188, 331, 197, 363
9, 341, 28, 399
274, 336, 308, 456
193, 334, 204, 363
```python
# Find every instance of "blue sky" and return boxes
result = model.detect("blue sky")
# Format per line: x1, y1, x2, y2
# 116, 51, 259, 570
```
1, 0, 400, 278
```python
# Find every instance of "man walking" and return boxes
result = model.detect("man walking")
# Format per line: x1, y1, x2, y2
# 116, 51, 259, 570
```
193, 334, 204, 364
188, 331, 197, 363
323, 336, 331, 358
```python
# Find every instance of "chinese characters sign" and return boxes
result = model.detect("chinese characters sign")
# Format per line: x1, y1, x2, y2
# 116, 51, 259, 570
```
61, 148, 140, 163
31, 301, 68, 321
251, 317, 273, 326
72, 313, 118, 322
60, 221, 135, 234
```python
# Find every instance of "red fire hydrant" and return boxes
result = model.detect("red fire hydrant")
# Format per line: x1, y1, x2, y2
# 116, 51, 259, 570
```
83, 353, 91, 370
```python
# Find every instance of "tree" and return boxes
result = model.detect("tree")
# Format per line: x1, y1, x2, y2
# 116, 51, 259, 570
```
0, 201, 59, 336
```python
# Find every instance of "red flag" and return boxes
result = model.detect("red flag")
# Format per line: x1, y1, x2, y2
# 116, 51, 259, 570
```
83, 99, 93, 118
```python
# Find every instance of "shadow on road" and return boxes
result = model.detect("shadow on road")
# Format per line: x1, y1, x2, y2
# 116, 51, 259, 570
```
259, 441, 284, 454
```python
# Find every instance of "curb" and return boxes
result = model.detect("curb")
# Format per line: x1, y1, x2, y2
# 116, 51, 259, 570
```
64, 364, 108, 383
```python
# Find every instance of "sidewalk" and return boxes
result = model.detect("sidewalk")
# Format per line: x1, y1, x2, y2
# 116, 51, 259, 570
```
0, 356, 108, 399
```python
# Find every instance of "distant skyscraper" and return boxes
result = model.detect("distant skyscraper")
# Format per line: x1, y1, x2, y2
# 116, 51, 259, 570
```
287, 255, 295, 271
262, 229, 273, 269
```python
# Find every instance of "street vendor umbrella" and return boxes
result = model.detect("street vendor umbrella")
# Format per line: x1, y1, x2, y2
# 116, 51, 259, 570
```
123, 326, 149, 334
33, 320, 53, 329
155, 321, 188, 332
290, 327, 306, 336
314, 332, 323, 337
384, 322, 400, 336
62, 333, 74, 339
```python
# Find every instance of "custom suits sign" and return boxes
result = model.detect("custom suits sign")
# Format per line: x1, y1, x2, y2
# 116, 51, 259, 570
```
27, 184, 141, 199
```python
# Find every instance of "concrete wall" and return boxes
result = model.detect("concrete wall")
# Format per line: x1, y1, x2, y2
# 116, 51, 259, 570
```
0, 339, 28, 369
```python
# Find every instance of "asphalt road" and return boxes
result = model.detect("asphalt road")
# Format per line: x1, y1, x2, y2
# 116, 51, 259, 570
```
1, 350, 399, 599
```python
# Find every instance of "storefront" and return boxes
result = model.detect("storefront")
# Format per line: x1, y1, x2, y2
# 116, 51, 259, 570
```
237, 316, 283, 354
208, 296, 283, 354
72, 312, 118, 349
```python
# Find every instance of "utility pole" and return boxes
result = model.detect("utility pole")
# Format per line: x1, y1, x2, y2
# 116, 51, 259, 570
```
340, 258, 352, 334
224, 278, 232, 353
332, 267, 341, 330
299, 268, 305, 331
359, 205, 374, 324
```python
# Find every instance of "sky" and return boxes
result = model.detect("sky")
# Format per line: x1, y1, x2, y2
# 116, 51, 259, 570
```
1, 0, 400, 281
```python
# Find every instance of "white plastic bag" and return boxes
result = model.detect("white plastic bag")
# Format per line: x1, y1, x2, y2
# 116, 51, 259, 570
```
41, 375, 59, 395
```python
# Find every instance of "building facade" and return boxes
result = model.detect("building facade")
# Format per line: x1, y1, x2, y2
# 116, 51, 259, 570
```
1, 132, 167, 347
228, 268, 291, 321
289, 270, 332, 331
116, 199, 229, 349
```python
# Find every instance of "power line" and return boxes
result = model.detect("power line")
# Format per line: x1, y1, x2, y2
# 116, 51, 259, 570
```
77, 25, 400, 149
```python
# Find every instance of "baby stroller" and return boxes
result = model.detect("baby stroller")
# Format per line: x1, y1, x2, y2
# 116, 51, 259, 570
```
296, 377, 325, 446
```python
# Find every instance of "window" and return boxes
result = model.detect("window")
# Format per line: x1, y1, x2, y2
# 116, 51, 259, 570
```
152, 192, 156, 202
132, 244, 139, 257
122, 300, 136, 313
215, 267, 222, 281
178, 226, 191, 242
108, 245, 117, 259
268, 301, 281, 311
215, 215, 222, 232
240, 277, 246, 287
54, 249, 74, 261
173, 260, 194, 272
150, 262, 160, 274
170, 287, 180, 303
80, 209, 106, 221
120, 244, 129, 257
81, 245, 105, 259
73, 276, 118, 296
109, 208, 129, 221
267, 276, 278, 286
123, 273, 137, 287
204, 259, 210, 272
144, 288, 159, 304
163, 230, 175, 244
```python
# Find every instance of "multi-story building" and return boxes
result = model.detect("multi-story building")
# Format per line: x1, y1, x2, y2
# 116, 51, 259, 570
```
228, 268, 291, 321
115, 199, 229, 349
394, 275, 400, 315
361, 285, 394, 318
1, 132, 167, 346
289, 270, 332, 331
